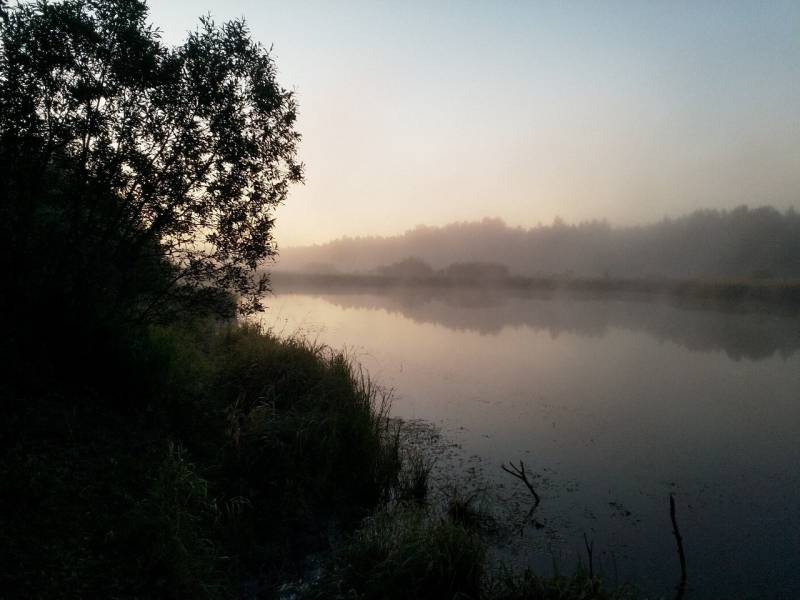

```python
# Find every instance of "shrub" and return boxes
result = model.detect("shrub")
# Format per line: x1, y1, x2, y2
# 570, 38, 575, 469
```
313, 506, 486, 600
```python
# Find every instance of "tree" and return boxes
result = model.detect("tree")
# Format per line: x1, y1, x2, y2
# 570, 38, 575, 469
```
376, 257, 435, 279
0, 0, 302, 321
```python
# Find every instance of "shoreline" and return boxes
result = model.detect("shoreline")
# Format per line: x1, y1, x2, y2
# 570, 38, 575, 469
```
270, 271, 800, 313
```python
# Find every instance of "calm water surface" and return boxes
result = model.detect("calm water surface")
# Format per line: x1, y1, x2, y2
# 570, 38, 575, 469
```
261, 287, 800, 599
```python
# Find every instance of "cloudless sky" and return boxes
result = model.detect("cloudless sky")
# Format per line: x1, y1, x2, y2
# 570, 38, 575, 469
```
147, 1, 800, 247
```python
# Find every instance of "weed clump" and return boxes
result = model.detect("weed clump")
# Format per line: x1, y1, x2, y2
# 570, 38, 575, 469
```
0, 320, 404, 598
309, 506, 486, 600
491, 569, 637, 600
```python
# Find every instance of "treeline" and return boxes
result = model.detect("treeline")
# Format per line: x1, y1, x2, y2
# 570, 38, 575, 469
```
375, 257, 510, 281
279, 206, 800, 280
0, 1, 645, 598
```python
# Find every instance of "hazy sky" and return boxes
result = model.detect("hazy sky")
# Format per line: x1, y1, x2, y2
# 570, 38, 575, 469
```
148, 1, 800, 247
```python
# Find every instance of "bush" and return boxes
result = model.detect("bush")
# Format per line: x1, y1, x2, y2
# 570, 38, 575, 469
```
312, 506, 486, 600
0, 319, 405, 597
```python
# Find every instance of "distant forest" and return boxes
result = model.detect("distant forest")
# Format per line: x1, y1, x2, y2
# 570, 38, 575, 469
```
278, 206, 800, 280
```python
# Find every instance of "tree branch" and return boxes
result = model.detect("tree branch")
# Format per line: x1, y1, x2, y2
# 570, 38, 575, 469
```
670, 494, 688, 600
501, 460, 541, 505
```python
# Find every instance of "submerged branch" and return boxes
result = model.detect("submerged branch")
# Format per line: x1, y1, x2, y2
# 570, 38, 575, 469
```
583, 532, 594, 579
670, 493, 688, 600
501, 460, 541, 505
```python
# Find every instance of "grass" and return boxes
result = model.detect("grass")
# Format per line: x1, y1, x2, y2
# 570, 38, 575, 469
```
1, 319, 639, 599
302, 499, 638, 600
0, 319, 404, 598
446, 488, 491, 532
306, 505, 486, 600
489, 569, 638, 600
394, 446, 435, 505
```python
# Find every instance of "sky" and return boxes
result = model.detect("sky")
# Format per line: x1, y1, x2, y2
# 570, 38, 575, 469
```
147, 1, 800, 247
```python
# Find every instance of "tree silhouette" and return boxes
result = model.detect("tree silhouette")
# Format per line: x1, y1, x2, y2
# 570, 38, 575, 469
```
0, 0, 302, 320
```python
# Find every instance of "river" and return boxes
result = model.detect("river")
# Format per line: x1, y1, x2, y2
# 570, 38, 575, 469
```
260, 285, 800, 599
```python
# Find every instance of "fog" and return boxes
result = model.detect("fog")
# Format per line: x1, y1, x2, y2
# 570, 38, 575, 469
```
277, 206, 800, 280
268, 284, 800, 360
8, 1, 800, 598
146, 1, 800, 247
261, 288, 800, 598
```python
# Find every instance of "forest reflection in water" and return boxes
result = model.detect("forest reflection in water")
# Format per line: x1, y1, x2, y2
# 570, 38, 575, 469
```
270, 281, 800, 360
261, 284, 800, 599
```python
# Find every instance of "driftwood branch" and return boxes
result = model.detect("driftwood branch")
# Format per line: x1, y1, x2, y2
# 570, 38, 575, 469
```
501, 460, 541, 505
583, 532, 594, 579
670, 494, 688, 600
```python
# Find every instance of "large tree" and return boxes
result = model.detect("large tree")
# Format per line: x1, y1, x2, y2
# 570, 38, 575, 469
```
0, 0, 302, 320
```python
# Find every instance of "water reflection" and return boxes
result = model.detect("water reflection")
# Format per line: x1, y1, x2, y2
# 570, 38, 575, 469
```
271, 282, 800, 360
262, 285, 800, 599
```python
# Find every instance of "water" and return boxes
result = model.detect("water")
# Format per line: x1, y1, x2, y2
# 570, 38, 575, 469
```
260, 285, 800, 599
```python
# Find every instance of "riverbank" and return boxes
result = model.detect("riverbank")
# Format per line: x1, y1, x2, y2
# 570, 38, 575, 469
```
260, 286, 800, 599
1, 320, 402, 597
271, 271, 800, 313
1, 316, 639, 599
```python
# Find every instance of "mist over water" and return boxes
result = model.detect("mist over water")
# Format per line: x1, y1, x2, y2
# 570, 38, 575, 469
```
261, 286, 800, 599
277, 208, 800, 280
6, 0, 799, 596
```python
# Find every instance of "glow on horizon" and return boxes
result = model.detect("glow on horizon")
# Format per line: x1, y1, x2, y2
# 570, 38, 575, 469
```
147, 1, 800, 247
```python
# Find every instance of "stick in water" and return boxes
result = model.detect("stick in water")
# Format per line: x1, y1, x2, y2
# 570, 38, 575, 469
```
583, 532, 594, 579
501, 460, 541, 505
670, 493, 688, 600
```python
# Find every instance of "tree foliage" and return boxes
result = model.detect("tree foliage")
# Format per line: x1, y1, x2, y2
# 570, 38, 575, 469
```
0, 0, 302, 320
281, 208, 800, 280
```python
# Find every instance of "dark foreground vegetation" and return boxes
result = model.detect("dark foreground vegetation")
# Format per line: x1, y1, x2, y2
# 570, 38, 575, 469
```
1, 317, 641, 600
0, 1, 649, 598
2, 321, 404, 597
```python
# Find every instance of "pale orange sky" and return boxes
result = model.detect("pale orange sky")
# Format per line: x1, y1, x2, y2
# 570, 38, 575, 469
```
149, 1, 800, 247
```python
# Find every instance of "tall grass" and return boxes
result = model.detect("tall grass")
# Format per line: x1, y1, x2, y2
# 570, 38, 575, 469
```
4, 318, 641, 599
308, 506, 486, 600
1, 319, 405, 598
303, 498, 635, 600
489, 569, 637, 600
